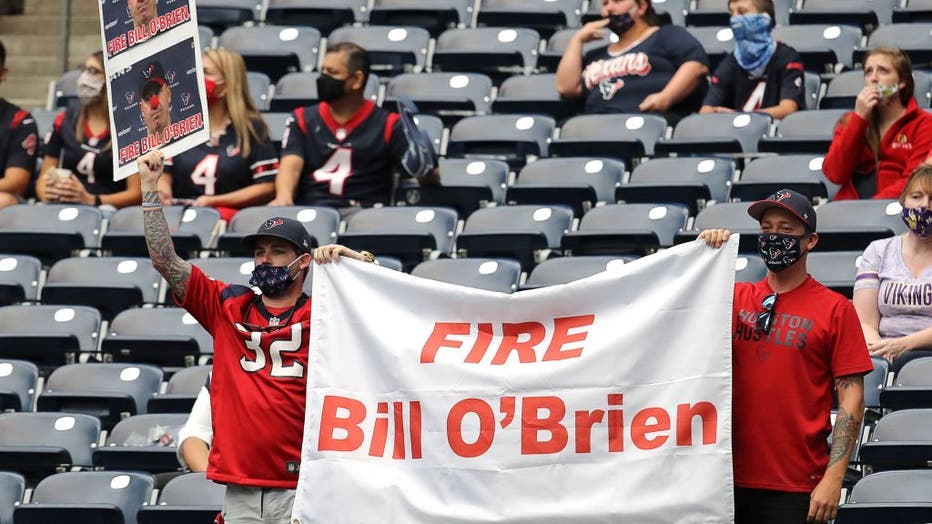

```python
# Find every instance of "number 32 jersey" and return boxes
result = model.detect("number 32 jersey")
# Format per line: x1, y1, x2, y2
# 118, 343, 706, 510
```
46, 106, 124, 195
282, 100, 409, 207
178, 265, 311, 488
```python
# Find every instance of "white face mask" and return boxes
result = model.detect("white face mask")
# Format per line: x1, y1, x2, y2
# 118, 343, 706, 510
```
874, 83, 899, 103
77, 70, 105, 105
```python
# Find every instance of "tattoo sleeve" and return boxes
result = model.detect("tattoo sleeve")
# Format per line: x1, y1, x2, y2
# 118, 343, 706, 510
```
143, 191, 191, 301
828, 375, 864, 469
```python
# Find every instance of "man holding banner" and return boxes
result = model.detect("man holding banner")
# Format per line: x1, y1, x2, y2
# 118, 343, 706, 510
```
701, 189, 872, 524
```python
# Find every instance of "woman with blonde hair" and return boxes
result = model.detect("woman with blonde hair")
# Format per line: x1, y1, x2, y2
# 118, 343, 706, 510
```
158, 48, 277, 221
823, 47, 932, 200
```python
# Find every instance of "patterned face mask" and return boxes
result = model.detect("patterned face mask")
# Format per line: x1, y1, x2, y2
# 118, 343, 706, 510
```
249, 256, 302, 298
757, 232, 806, 272
607, 12, 634, 37
901, 206, 932, 237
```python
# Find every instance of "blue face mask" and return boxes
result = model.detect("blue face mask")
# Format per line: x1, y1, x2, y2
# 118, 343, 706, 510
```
249, 256, 303, 298
730, 14, 776, 74
901, 206, 932, 237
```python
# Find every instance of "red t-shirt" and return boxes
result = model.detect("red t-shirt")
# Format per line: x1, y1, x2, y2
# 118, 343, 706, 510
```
179, 265, 311, 488
732, 276, 872, 492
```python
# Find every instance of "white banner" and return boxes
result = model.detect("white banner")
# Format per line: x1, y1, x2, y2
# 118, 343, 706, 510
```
294, 238, 738, 524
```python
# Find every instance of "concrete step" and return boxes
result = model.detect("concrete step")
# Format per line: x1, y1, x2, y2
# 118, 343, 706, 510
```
2, 75, 55, 100
4, 34, 101, 58
26, 0, 99, 15
0, 14, 100, 35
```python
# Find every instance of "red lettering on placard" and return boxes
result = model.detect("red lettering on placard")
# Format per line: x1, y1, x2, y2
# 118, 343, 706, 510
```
543, 315, 595, 361
631, 407, 671, 450
676, 401, 718, 446
318, 395, 366, 452
421, 322, 470, 363
492, 322, 546, 365
447, 398, 495, 458
521, 396, 568, 455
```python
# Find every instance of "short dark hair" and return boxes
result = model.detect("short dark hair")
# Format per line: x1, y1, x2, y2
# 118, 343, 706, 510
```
326, 42, 371, 85
0, 40, 6, 69
728, 0, 775, 20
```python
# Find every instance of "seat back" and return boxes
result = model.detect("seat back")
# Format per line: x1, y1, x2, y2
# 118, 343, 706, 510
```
412, 258, 522, 293
0, 254, 40, 304
0, 359, 38, 412
523, 256, 631, 289
22, 471, 154, 524
0, 471, 24, 524
0, 412, 100, 468
848, 470, 932, 503
328, 26, 431, 75
157, 471, 225, 505
41, 363, 164, 418
386, 73, 493, 115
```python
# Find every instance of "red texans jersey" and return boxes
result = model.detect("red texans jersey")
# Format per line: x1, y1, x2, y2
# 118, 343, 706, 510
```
281, 100, 409, 207
45, 106, 125, 195
165, 118, 278, 199
178, 265, 311, 488
0, 99, 38, 175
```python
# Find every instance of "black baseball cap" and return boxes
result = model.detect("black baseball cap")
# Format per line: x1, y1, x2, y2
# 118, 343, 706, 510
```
747, 189, 817, 232
242, 217, 314, 255
139, 61, 167, 99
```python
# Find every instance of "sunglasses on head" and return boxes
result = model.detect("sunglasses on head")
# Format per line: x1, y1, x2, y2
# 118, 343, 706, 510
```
755, 292, 778, 334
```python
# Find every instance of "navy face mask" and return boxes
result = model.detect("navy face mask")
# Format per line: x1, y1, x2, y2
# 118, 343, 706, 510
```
901, 206, 932, 237
607, 12, 635, 37
249, 256, 303, 298
757, 232, 806, 272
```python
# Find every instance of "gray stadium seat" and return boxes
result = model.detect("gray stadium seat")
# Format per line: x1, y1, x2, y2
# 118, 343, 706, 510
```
735, 255, 767, 284
655, 112, 772, 156
411, 258, 522, 293
0, 471, 24, 524
328, 26, 430, 76
491, 73, 581, 122
820, 70, 870, 110
93, 413, 188, 473
395, 158, 508, 217
789, 0, 894, 33
195, 0, 261, 34
893, 0, 932, 23
731, 155, 839, 202
102, 308, 213, 368
864, 356, 890, 413
52, 69, 80, 108
758, 109, 847, 155
102, 205, 222, 257
148, 365, 212, 414
264, 112, 292, 154
0, 254, 40, 305
507, 157, 625, 216
137, 471, 225, 524
772, 24, 862, 72
0, 412, 100, 479
538, 28, 616, 72
269, 71, 380, 112
562, 203, 689, 255
807, 251, 862, 298
817, 199, 906, 251
188, 257, 255, 289
385, 73, 493, 122
836, 470, 932, 524
0, 204, 103, 264
686, 26, 735, 72
264, 0, 368, 34
856, 23, 932, 65
617, 157, 734, 216
583, 0, 688, 26
446, 114, 555, 169
0, 304, 101, 369
369, 0, 474, 38
456, 205, 574, 269
522, 255, 634, 289
858, 409, 932, 471
42, 257, 161, 321
246, 71, 271, 112
218, 26, 321, 82
686, 0, 790, 26
432, 27, 540, 82
880, 357, 932, 411
550, 113, 667, 161
197, 25, 214, 51
475, 0, 581, 39
339, 207, 459, 269
413, 113, 444, 155
0, 359, 37, 412
37, 363, 163, 431
14, 471, 153, 524
217, 205, 340, 256
804, 71, 822, 110
674, 202, 759, 252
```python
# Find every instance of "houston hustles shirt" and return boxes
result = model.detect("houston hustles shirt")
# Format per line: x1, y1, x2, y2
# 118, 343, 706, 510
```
855, 235, 932, 338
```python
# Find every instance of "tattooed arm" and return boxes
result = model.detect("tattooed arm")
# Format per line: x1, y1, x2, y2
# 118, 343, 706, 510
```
808, 374, 865, 523
138, 150, 192, 302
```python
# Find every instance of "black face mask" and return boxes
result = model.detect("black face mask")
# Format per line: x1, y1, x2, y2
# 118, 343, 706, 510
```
317, 73, 347, 103
607, 12, 635, 37
757, 232, 806, 272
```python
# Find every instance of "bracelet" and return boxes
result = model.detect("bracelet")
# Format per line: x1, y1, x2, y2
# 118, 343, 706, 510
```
141, 202, 163, 210
93, 194, 102, 206
360, 250, 376, 264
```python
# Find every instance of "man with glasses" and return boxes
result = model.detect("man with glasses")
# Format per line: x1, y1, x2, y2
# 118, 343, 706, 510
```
700, 189, 872, 524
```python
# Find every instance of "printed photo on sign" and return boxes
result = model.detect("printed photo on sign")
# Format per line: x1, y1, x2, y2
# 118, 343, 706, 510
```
101, 0, 194, 59
110, 36, 206, 172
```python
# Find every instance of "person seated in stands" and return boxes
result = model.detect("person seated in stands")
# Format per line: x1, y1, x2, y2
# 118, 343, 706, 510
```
854, 165, 932, 373
157, 49, 276, 222
822, 47, 932, 200
700, 0, 805, 119
177, 374, 212, 473
0, 40, 38, 209
36, 51, 141, 208
555, 0, 709, 125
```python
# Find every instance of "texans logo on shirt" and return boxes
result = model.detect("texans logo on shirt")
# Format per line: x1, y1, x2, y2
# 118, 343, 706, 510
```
21, 134, 36, 156
582, 52, 652, 100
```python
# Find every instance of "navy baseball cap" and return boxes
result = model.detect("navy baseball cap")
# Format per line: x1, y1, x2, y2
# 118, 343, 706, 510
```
139, 61, 167, 99
396, 96, 437, 179
241, 217, 314, 255
747, 189, 817, 232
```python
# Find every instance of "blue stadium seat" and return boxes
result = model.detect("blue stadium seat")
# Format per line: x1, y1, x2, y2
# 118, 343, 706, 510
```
858, 409, 932, 471
395, 158, 508, 216
0, 204, 103, 264
758, 109, 847, 154
0, 412, 100, 480
102, 308, 213, 368
102, 206, 222, 258
385, 73, 493, 123
369, 0, 474, 38
432, 27, 541, 83
0, 359, 37, 412
93, 413, 188, 473
836, 470, 932, 524
217, 205, 340, 256
218, 26, 321, 83
0, 305, 101, 369
269, 72, 380, 112
339, 207, 459, 270
0, 254, 39, 305
655, 112, 772, 156
491, 73, 581, 122
550, 113, 667, 162
195, 0, 262, 34
411, 258, 522, 293
446, 114, 555, 169
817, 199, 906, 251
506, 157, 624, 216
475, 0, 581, 39
807, 251, 862, 298
617, 157, 734, 216
522, 255, 634, 289
457, 205, 574, 269
148, 365, 212, 414
731, 155, 839, 202
562, 203, 689, 255
328, 26, 431, 76
772, 24, 862, 73
264, 0, 368, 35
0, 471, 24, 524
14, 471, 153, 524
880, 357, 932, 411
42, 257, 161, 321
137, 471, 225, 524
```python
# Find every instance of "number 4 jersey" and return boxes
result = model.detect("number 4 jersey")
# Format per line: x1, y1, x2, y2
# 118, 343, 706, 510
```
282, 100, 410, 207
45, 106, 123, 194
178, 265, 311, 488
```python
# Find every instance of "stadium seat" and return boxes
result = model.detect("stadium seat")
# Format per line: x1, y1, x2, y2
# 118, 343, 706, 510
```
51, 69, 80, 108
264, 0, 368, 35
376, 257, 404, 271
194, 0, 261, 34
686, 26, 735, 72
395, 158, 508, 217
369, 0, 474, 38
0, 204, 103, 264
41, 257, 161, 321
734, 255, 767, 283
863, 356, 890, 414
858, 409, 932, 471
684, 0, 729, 26
411, 258, 522, 293
789, 0, 894, 34
617, 157, 734, 216
538, 28, 616, 72
550, 113, 667, 161
102, 206, 222, 258
0, 412, 99, 479
758, 109, 847, 155
264, 112, 292, 154
817, 199, 906, 251
522, 255, 633, 289
432, 27, 541, 83
93, 413, 188, 473
582, 0, 688, 26
880, 357, 932, 411
820, 70, 870, 109
148, 365, 212, 414
562, 204, 689, 255
836, 470, 932, 524
385, 73, 493, 123
674, 202, 759, 252
507, 157, 625, 216
0, 359, 37, 412
491, 73, 581, 122
772, 25, 862, 73
197, 25, 214, 50
804, 71, 822, 110
137, 471, 225, 524
218, 26, 321, 82
102, 308, 213, 368
269, 72, 380, 112
0, 254, 40, 305
217, 206, 340, 256
338, 207, 459, 270
0, 304, 101, 369
893, 0, 932, 23
329, 26, 430, 76
731, 155, 839, 202
456, 205, 574, 269
14, 471, 153, 524
475, 0, 581, 39
0, 471, 24, 524
655, 112, 771, 156
188, 257, 255, 289
246, 71, 271, 112
38, 363, 163, 430
856, 23, 932, 65
446, 114, 555, 169
807, 251, 861, 298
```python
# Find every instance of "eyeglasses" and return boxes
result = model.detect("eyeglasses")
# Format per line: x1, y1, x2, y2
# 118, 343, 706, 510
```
755, 292, 778, 334
81, 65, 103, 77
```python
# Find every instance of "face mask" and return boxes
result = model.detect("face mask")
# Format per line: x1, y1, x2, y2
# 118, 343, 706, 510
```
204, 78, 223, 104
77, 71, 105, 106
901, 206, 932, 237
607, 12, 635, 37
757, 232, 806, 272
730, 14, 776, 74
316, 73, 347, 103
249, 256, 303, 298
875, 83, 900, 103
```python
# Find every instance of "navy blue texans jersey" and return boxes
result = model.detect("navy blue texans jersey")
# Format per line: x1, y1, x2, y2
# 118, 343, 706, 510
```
0, 99, 38, 175
45, 106, 124, 195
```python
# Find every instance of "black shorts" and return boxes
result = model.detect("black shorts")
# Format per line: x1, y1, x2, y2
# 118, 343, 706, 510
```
735, 487, 810, 524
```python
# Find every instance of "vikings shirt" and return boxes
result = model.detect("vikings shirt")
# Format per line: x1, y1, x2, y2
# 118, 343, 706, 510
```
0, 99, 38, 176
45, 106, 124, 195
581, 24, 708, 123
165, 118, 278, 198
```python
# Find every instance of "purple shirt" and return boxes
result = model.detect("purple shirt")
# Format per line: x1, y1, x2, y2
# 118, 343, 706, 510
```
855, 235, 932, 338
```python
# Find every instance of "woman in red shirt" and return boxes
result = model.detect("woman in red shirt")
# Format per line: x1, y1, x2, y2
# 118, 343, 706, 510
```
823, 47, 932, 200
